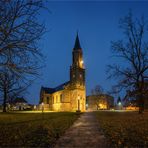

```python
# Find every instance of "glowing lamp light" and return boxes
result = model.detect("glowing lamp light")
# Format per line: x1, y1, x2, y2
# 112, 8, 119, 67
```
41, 102, 44, 113
118, 102, 121, 105
80, 60, 84, 64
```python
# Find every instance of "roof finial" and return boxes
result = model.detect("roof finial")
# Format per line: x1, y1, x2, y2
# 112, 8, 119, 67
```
74, 31, 81, 50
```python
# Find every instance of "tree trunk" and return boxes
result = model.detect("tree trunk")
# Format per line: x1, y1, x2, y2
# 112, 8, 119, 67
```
3, 88, 7, 112
138, 95, 144, 114
138, 80, 145, 114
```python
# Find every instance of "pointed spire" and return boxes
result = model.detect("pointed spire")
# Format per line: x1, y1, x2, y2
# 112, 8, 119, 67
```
73, 32, 81, 50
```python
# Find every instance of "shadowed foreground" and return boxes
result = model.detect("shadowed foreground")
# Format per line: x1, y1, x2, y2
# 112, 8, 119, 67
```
0, 112, 79, 147
54, 112, 107, 148
95, 111, 148, 147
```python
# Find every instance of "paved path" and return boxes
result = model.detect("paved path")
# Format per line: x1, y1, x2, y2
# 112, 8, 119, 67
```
54, 112, 107, 148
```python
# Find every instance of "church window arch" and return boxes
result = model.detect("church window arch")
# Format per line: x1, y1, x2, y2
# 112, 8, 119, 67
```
60, 94, 63, 102
52, 96, 54, 104
56, 95, 58, 103
47, 97, 49, 104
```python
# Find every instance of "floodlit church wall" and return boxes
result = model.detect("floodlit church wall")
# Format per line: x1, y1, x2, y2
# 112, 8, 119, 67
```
62, 89, 70, 103
70, 89, 86, 111
70, 90, 78, 111
52, 90, 70, 111
60, 103, 71, 111
52, 90, 62, 109
51, 88, 86, 111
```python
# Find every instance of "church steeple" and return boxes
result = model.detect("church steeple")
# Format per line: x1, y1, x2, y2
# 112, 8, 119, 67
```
70, 33, 85, 88
72, 33, 84, 68
73, 33, 81, 50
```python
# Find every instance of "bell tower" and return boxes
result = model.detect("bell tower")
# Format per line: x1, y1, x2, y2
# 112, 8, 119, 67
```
70, 33, 85, 88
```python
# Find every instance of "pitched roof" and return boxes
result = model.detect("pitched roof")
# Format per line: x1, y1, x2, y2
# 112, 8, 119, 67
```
54, 81, 70, 91
41, 87, 55, 94
73, 33, 81, 50
13, 97, 27, 103
41, 81, 70, 94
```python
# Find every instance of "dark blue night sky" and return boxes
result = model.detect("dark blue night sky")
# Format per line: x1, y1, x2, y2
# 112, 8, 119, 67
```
26, 1, 148, 104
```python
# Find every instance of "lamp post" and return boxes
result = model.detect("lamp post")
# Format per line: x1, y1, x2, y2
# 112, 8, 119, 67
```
41, 102, 44, 113
41, 102, 44, 120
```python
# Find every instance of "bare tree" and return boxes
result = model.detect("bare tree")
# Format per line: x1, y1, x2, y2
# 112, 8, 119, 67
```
0, 71, 31, 112
107, 12, 148, 113
91, 85, 104, 110
0, 0, 47, 112
91, 85, 104, 95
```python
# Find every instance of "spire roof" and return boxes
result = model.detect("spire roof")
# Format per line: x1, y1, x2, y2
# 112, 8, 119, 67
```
73, 33, 81, 50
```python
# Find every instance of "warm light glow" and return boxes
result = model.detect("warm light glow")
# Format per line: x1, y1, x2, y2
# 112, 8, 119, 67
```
80, 60, 84, 68
78, 95, 80, 100
126, 106, 139, 110
99, 103, 107, 109
80, 60, 84, 64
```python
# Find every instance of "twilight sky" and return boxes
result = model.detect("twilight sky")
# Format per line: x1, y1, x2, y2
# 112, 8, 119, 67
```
26, 1, 148, 104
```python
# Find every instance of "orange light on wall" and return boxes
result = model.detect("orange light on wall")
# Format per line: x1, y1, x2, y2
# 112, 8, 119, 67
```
99, 103, 107, 109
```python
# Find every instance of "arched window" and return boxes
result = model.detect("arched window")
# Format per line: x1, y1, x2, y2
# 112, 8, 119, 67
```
56, 95, 58, 103
52, 96, 54, 104
47, 97, 49, 104
60, 94, 63, 102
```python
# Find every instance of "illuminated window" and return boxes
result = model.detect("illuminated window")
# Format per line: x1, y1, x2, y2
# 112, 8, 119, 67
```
52, 96, 54, 104
60, 94, 63, 102
56, 95, 58, 103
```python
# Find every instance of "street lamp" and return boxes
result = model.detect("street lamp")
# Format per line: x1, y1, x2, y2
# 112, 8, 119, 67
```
41, 102, 44, 113
118, 102, 121, 106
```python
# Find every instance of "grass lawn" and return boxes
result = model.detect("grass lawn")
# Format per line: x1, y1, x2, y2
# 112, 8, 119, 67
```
0, 111, 80, 147
95, 111, 148, 147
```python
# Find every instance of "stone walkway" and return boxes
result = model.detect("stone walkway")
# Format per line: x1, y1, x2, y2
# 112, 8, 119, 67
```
54, 112, 107, 148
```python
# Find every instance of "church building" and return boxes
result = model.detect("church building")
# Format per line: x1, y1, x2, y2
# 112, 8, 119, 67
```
39, 34, 86, 111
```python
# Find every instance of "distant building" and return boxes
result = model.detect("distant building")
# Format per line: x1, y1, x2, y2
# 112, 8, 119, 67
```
125, 106, 139, 111
86, 94, 114, 110
11, 97, 31, 110
39, 34, 86, 112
